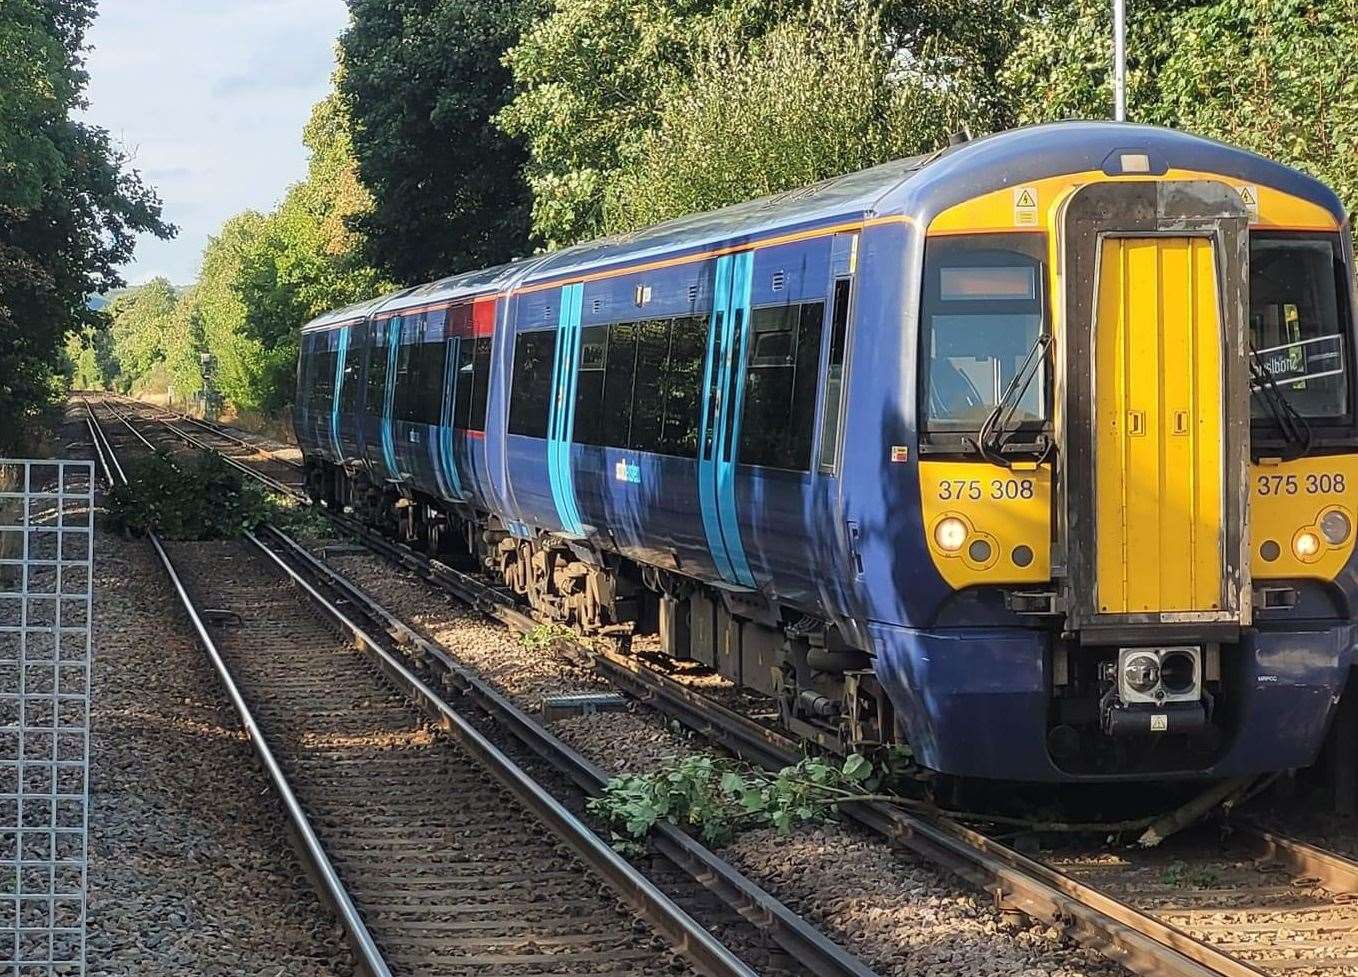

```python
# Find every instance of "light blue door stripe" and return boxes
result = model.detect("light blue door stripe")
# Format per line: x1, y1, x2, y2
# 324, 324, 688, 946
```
381, 319, 400, 477
436, 336, 463, 500
716, 253, 756, 588
547, 283, 586, 535
698, 258, 739, 583
330, 327, 348, 460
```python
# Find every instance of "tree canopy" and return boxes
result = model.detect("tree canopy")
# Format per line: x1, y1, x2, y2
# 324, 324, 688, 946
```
1, 0, 172, 451
340, 0, 539, 282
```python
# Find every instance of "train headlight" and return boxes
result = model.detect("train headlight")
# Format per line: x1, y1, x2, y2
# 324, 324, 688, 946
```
934, 516, 968, 553
1293, 530, 1321, 560
1321, 509, 1352, 546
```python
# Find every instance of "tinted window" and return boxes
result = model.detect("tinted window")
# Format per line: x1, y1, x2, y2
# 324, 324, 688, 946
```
603, 322, 638, 447
1250, 234, 1350, 420
508, 330, 557, 438
818, 279, 852, 471
469, 336, 492, 431
574, 324, 609, 445
392, 318, 421, 422
395, 340, 449, 426
921, 236, 1047, 432
630, 318, 670, 451
452, 337, 474, 429
339, 326, 365, 413
662, 316, 708, 458
367, 319, 391, 414
739, 302, 824, 470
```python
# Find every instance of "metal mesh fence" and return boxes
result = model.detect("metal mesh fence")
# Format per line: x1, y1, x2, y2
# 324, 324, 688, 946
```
0, 461, 92, 976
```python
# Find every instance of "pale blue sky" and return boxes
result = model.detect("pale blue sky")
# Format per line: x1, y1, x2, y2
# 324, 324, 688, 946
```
82, 0, 350, 287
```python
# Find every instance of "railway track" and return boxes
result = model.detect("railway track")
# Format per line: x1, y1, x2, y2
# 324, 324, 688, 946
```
93, 393, 1358, 977
83, 395, 886, 977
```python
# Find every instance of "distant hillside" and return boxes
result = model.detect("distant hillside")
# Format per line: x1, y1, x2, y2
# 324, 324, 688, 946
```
87, 288, 131, 312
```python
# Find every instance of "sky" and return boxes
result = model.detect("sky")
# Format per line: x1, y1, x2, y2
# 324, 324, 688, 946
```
82, 0, 351, 288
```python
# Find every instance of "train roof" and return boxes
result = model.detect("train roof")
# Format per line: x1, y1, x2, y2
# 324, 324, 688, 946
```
301, 121, 1347, 334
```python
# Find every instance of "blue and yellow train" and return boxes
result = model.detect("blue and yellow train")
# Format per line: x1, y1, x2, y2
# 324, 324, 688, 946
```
295, 121, 1358, 782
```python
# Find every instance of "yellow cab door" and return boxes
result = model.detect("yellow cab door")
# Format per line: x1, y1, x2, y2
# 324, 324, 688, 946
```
1093, 236, 1224, 615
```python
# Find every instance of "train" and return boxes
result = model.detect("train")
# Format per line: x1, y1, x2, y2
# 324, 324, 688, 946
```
294, 121, 1358, 783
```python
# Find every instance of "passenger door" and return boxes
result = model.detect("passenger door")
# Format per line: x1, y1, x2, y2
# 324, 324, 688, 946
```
697, 252, 757, 588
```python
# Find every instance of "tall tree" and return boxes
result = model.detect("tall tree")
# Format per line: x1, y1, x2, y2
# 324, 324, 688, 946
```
0, 0, 172, 452
604, 0, 977, 233
340, 0, 537, 283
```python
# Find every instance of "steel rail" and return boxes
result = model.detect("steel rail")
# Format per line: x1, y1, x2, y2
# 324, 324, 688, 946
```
244, 526, 762, 977
259, 523, 881, 977
102, 394, 1278, 977
1237, 825, 1358, 897
82, 400, 394, 977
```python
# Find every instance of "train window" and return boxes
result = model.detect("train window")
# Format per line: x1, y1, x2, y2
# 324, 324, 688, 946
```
469, 336, 492, 431
508, 330, 557, 438
630, 318, 670, 452
818, 279, 853, 472
392, 319, 420, 423
452, 338, 474, 429
339, 327, 364, 414
603, 322, 638, 447
1249, 233, 1350, 421
920, 235, 1047, 433
395, 342, 449, 426
662, 316, 708, 457
367, 319, 391, 414
574, 324, 609, 445
740, 301, 824, 470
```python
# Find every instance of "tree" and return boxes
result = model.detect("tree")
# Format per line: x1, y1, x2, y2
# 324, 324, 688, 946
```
499, 0, 793, 247
0, 0, 172, 452
186, 85, 390, 414
107, 277, 177, 388
602, 0, 977, 233
340, 0, 538, 282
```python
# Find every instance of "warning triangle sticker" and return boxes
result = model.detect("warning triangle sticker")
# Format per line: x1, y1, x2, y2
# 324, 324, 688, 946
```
1239, 185, 1258, 207
1015, 188, 1037, 208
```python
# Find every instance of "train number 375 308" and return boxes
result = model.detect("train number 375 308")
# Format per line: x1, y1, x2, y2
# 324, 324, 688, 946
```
938, 478, 1036, 501
1256, 473, 1347, 496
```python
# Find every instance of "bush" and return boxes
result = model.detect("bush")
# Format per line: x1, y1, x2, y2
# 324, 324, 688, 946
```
105, 450, 268, 540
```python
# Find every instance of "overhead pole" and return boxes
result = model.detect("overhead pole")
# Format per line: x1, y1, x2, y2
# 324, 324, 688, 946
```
1113, 0, 1127, 121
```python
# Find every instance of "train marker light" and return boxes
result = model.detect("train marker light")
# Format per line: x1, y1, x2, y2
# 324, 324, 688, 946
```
1321, 509, 1351, 545
934, 517, 967, 553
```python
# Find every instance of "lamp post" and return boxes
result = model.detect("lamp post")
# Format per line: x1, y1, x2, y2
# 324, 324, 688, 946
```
1113, 0, 1127, 121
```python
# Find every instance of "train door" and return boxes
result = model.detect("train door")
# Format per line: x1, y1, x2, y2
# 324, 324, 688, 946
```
697, 252, 757, 588
810, 234, 861, 618
1061, 181, 1252, 636
1093, 237, 1223, 614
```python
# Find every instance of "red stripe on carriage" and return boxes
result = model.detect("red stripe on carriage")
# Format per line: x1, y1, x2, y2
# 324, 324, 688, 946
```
471, 298, 496, 337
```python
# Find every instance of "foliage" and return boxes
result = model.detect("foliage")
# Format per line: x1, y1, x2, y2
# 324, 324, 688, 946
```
589, 752, 889, 847
341, 0, 538, 282
105, 450, 268, 540
519, 622, 576, 651
107, 278, 177, 389
603, 0, 978, 233
62, 325, 114, 391
0, 0, 172, 453
1161, 860, 1219, 889
264, 492, 335, 539
501, 0, 1023, 246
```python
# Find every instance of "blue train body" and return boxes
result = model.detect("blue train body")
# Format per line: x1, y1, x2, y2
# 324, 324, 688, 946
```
295, 122, 1358, 782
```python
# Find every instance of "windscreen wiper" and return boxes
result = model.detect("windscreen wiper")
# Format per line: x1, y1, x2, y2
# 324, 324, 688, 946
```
969, 333, 1052, 468
1249, 345, 1312, 460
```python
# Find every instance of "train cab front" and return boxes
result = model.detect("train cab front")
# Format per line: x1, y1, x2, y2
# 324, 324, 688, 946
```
893, 148, 1358, 782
